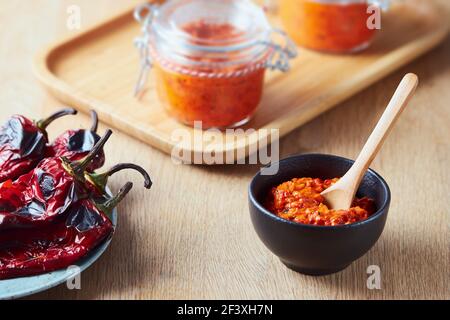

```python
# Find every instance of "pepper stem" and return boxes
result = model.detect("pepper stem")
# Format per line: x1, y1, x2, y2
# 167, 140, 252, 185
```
71, 129, 113, 178
97, 182, 134, 215
90, 110, 99, 133
37, 108, 77, 131
86, 163, 152, 194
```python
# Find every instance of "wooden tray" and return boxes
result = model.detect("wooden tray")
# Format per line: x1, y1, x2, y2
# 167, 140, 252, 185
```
33, 0, 449, 163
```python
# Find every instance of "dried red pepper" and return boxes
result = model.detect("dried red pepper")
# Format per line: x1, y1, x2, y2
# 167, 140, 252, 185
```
0, 108, 77, 183
0, 182, 134, 280
48, 110, 105, 171
0, 130, 112, 231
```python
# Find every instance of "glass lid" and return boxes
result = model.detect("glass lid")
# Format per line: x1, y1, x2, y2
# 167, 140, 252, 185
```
152, 0, 272, 52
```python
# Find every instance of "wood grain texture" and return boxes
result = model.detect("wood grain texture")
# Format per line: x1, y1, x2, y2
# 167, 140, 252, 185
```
33, 0, 449, 161
0, 0, 448, 300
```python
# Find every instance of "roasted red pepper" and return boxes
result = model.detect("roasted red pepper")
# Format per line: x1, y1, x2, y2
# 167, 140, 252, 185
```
0, 182, 133, 280
0, 122, 152, 280
48, 110, 104, 171
0, 130, 112, 230
0, 108, 77, 183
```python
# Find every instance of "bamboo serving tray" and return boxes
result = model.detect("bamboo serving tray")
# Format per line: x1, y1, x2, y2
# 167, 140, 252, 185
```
34, 1, 448, 163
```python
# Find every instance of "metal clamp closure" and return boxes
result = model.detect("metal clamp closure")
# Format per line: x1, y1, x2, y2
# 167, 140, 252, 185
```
262, 29, 298, 72
133, 3, 156, 97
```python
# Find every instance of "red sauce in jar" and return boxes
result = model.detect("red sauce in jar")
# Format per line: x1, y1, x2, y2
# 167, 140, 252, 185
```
266, 177, 376, 226
280, 0, 377, 53
182, 20, 244, 43
154, 20, 266, 128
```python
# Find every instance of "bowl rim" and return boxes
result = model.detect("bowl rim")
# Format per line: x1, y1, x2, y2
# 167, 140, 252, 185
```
248, 153, 391, 230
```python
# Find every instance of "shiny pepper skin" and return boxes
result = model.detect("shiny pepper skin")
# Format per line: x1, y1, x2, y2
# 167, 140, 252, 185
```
0, 157, 87, 230
0, 109, 77, 183
0, 129, 152, 280
0, 129, 112, 231
47, 111, 104, 172
0, 199, 113, 280
0, 116, 48, 183
49, 129, 104, 172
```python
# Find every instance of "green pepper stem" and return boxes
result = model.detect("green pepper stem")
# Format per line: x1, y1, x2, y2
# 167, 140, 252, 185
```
37, 108, 77, 131
98, 182, 133, 214
86, 163, 152, 193
90, 110, 99, 133
71, 129, 112, 177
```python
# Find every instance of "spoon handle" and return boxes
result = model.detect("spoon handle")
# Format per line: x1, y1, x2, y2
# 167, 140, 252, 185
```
348, 73, 419, 186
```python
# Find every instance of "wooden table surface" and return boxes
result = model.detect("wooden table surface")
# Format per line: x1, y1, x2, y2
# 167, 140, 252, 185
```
0, 0, 448, 300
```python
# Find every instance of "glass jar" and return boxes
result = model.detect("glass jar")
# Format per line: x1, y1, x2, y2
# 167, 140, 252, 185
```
279, 0, 389, 53
134, 0, 297, 129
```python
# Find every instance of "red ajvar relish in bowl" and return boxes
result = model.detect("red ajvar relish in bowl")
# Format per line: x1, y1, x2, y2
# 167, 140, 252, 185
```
266, 177, 375, 226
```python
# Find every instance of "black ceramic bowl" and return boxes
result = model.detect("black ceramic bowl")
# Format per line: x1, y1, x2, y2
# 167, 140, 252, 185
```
248, 154, 390, 276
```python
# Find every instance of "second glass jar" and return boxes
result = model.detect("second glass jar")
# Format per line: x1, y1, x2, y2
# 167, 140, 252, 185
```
279, 0, 387, 53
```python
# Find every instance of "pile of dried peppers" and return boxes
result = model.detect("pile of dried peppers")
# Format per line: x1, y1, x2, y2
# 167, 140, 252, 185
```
0, 109, 152, 280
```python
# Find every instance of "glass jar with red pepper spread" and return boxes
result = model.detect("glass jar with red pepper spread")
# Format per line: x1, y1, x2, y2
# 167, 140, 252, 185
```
134, 0, 297, 129
279, 0, 389, 53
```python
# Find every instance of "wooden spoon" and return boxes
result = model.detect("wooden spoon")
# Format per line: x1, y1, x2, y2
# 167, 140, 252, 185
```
321, 73, 419, 210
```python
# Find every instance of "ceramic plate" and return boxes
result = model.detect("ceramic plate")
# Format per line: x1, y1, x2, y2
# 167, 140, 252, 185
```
0, 206, 117, 300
